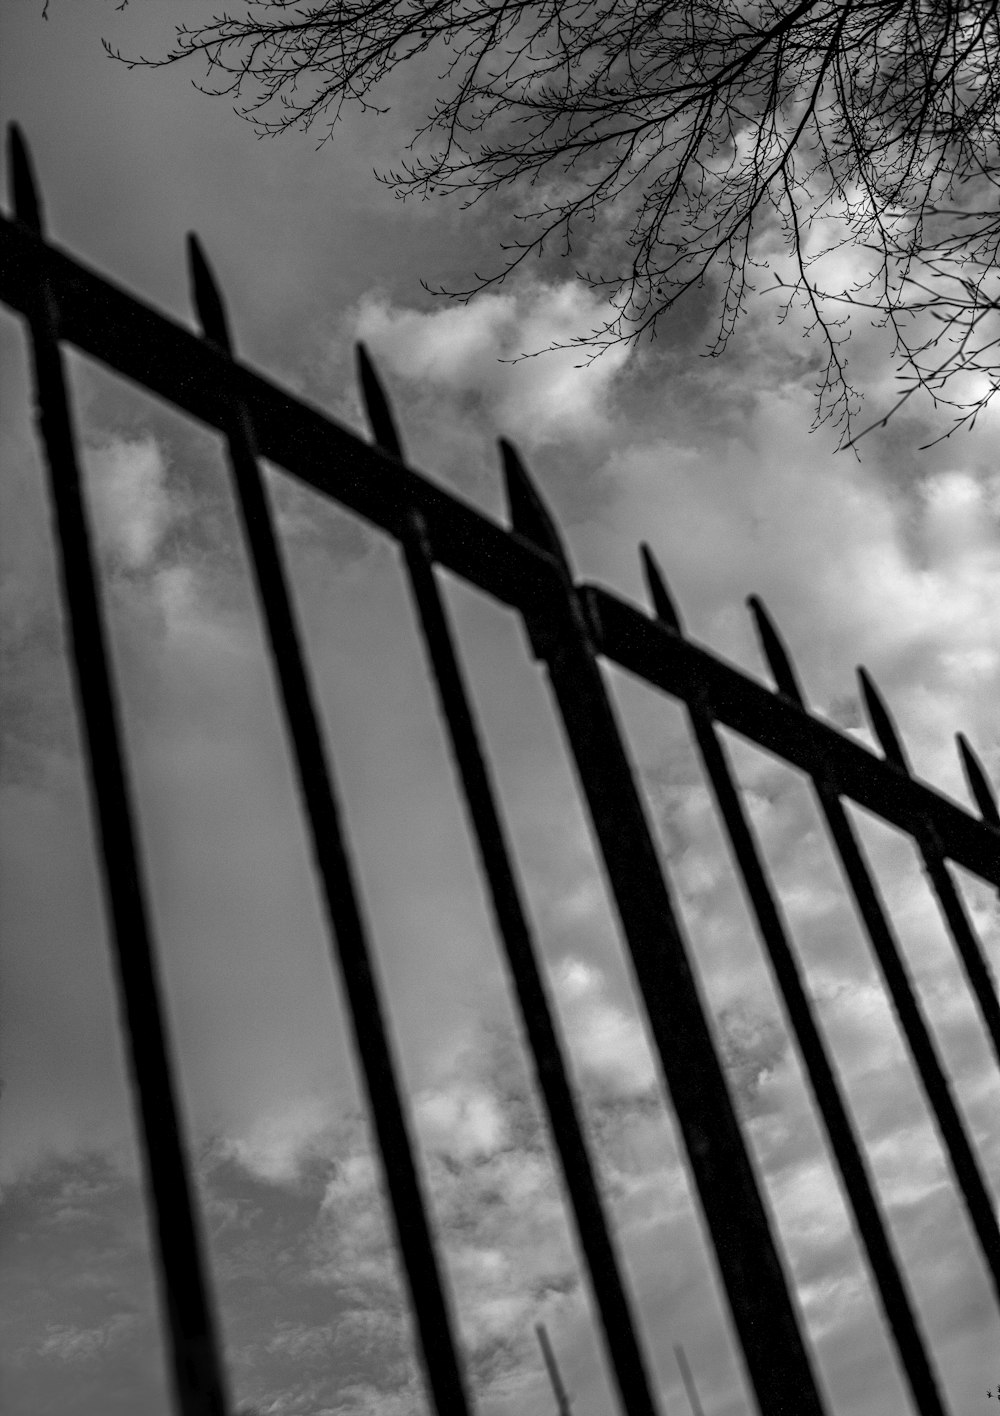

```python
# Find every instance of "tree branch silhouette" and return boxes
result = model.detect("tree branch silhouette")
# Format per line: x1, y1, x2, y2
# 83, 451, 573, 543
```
111, 0, 1000, 444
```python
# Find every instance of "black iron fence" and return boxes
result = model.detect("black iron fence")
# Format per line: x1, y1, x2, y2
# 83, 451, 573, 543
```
2, 125, 998, 1416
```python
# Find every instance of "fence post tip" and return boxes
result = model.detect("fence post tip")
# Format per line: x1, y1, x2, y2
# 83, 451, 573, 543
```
956, 733, 1000, 827
8, 123, 43, 233
186, 233, 233, 353
747, 595, 804, 704
499, 438, 571, 576
857, 667, 909, 771
640, 544, 683, 633
356, 343, 405, 461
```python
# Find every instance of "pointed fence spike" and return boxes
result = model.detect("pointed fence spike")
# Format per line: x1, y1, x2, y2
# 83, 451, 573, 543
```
747, 595, 805, 705
858, 667, 910, 772
356, 343, 405, 461
957, 733, 1000, 828
8, 123, 44, 233
640, 544, 684, 634
499, 438, 571, 576
187, 233, 233, 353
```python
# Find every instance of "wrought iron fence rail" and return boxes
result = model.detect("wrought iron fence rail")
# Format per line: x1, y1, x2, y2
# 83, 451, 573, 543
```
585, 586, 1000, 885
4, 125, 999, 1416
0, 213, 557, 608
2, 211, 998, 888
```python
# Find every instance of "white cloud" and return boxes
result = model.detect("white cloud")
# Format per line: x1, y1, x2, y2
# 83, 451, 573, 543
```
321, 1151, 379, 1210
85, 436, 174, 572
354, 282, 630, 446
415, 1083, 506, 1161
552, 956, 657, 1099
329, 1382, 423, 1416
37, 1314, 138, 1363
221, 1095, 336, 1184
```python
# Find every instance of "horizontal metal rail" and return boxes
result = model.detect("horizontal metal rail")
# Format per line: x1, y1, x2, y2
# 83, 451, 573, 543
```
2, 214, 997, 889
1, 215, 998, 892
583, 587, 1000, 886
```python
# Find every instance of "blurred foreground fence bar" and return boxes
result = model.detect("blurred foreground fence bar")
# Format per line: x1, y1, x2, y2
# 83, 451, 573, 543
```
3, 127, 998, 1416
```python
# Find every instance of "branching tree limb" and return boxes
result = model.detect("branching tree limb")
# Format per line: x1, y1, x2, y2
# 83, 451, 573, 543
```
110, 0, 1000, 444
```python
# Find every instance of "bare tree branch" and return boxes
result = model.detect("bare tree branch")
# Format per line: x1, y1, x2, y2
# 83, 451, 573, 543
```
110, 0, 1000, 443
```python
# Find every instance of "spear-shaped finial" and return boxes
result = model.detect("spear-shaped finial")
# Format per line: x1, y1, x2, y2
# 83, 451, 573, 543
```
857, 667, 910, 772
747, 595, 806, 705
187, 233, 234, 353
499, 438, 571, 577
640, 544, 684, 635
956, 733, 1000, 828
8, 123, 44, 234
356, 342, 405, 461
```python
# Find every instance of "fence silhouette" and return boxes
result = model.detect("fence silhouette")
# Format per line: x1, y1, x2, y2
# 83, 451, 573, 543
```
2, 124, 998, 1416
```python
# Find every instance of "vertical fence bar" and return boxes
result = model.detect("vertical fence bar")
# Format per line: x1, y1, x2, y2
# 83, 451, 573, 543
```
749, 599, 1000, 1302
639, 552, 949, 1415
7, 130, 230, 1416
357, 345, 664, 1416
500, 441, 827, 1416
186, 240, 473, 1416
858, 669, 1000, 1069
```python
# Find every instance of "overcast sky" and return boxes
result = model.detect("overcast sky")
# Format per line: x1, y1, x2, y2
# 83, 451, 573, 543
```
1, 4, 999, 1416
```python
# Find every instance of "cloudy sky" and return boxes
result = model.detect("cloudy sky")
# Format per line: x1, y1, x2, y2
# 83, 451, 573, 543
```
1, 4, 999, 1415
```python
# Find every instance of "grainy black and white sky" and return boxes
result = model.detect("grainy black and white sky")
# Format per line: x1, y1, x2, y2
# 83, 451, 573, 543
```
1, 4, 999, 1415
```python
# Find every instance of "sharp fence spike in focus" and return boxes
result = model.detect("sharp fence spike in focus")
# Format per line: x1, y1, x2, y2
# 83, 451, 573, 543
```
8, 124, 43, 234
858, 667, 910, 772
499, 438, 572, 577
640, 544, 684, 635
187, 234, 234, 354
357, 342, 405, 461
747, 594, 806, 704
957, 733, 1000, 828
